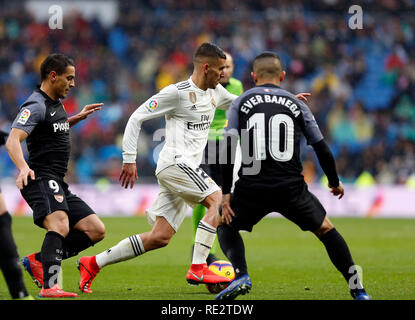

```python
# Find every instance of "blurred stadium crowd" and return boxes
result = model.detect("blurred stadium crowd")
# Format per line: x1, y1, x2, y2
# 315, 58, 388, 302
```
0, 0, 414, 185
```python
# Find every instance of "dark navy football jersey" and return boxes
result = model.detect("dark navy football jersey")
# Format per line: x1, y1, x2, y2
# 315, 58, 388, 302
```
226, 84, 323, 189
12, 86, 70, 178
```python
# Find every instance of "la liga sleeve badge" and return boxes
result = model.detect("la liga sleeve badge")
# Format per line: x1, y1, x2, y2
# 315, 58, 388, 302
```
17, 109, 31, 125
146, 99, 158, 112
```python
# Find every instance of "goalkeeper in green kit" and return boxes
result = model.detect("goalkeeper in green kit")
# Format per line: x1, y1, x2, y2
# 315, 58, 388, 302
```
191, 52, 243, 264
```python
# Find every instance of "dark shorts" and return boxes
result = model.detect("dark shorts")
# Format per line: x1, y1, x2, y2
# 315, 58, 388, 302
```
20, 176, 95, 228
226, 181, 326, 232
200, 162, 223, 187
200, 139, 232, 187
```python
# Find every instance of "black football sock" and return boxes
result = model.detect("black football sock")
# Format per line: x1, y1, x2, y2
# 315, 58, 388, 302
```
0, 212, 29, 299
41, 231, 64, 289
62, 229, 94, 260
217, 224, 248, 279
319, 228, 364, 290
36, 230, 93, 261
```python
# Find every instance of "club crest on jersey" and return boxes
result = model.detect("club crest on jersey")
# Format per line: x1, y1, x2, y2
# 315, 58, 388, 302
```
17, 109, 31, 125
54, 195, 64, 203
211, 97, 216, 108
189, 92, 197, 104
146, 99, 158, 112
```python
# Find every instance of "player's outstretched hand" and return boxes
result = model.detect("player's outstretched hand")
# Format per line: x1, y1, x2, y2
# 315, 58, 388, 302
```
119, 163, 138, 189
221, 193, 235, 225
295, 92, 311, 102
79, 103, 104, 120
16, 166, 35, 190
329, 181, 344, 199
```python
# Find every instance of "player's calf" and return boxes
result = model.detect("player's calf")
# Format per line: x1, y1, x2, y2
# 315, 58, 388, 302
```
74, 214, 106, 244
200, 190, 222, 228
318, 226, 371, 299
145, 230, 172, 250
313, 216, 334, 239
193, 192, 222, 267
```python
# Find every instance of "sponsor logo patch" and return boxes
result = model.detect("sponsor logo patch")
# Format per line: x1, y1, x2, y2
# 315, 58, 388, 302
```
17, 109, 31, 125
53, 121, 70, 132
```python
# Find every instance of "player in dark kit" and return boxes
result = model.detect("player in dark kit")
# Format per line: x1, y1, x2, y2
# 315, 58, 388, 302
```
6, 53, 106, 298
215, 52, 371, 300
0, 130, 33, 299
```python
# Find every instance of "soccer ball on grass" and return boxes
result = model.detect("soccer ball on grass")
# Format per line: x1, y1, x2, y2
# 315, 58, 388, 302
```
206, 260, 235, 294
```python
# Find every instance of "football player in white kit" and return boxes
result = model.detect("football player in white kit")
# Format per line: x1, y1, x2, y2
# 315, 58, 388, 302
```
77, 43, 237, 293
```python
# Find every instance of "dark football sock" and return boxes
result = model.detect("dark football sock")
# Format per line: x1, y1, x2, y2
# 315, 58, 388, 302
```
319, 228, 363, 288
62, 229, 94, 260
217, 224, 247, 278
41, 231, 64, 289
0, 212, 29, 299
36, 230, 94, 261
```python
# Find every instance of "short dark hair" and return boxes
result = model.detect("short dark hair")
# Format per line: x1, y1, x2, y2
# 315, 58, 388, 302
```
194, 43, 226, 61
40, 53, 75, 81
253, 51, 282, 66
253, 51, 282, 77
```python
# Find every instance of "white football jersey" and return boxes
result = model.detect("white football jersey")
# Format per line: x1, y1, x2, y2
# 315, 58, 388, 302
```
123, 77, 238, 174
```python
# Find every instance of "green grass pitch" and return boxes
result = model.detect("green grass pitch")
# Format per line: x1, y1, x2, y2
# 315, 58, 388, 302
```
1, 216, 414, 300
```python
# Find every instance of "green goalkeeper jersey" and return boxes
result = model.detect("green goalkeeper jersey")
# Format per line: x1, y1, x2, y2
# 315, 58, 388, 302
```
208, 77, 243, 140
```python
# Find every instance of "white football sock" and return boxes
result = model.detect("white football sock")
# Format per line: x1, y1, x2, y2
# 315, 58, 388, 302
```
96, 234, 145, 269
192, 221, 216, 265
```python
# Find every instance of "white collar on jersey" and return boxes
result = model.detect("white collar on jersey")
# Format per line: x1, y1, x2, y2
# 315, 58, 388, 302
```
188, 77, 207, 93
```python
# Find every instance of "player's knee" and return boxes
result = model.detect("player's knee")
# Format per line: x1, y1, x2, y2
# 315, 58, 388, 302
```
203, 190, 222, 209
56, 223, 70, 237
94, 225, 106, 243
44, 212, 70, 237
89, 221, 106, 243
314, 219, 334, 239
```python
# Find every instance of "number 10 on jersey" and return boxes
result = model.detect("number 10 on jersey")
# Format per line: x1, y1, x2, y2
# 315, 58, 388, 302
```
246, 113, 294, 162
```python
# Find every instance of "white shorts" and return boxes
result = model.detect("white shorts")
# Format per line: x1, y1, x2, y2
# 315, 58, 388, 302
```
146, 163, 221, 232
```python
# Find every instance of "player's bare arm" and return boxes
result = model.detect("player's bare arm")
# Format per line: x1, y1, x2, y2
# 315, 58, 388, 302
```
119, 162, 138, 189
329, 181, 344, 199
5, 128, 35, 189
68, 103, 104, 127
